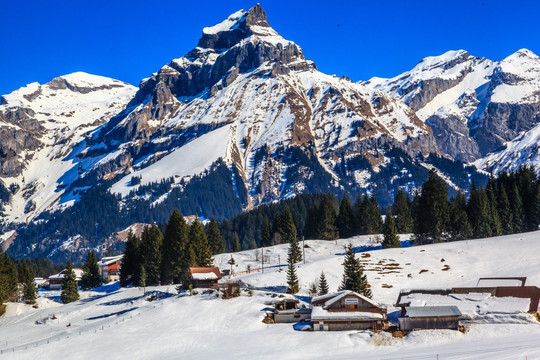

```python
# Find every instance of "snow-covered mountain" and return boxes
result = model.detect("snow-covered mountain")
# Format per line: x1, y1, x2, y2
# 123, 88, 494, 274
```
0, 73, 136, 224
84, 4, 439, 210
365, 49, 540, 163
2, 4, 538, 261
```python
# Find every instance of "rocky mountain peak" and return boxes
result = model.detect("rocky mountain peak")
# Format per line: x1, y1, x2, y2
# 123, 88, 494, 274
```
198, 4, 275, 50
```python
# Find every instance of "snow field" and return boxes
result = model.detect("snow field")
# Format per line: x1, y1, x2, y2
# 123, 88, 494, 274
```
1, 232, 540, 359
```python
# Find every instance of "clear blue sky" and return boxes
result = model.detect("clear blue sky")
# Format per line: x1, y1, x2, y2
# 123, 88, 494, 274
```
1, 0, 539, 95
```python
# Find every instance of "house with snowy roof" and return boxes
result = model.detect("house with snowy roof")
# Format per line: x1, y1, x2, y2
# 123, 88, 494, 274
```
98, 255, 124, 281
47, 268, 84, 290
189, 267, 222, 288
310, 290, 387, 331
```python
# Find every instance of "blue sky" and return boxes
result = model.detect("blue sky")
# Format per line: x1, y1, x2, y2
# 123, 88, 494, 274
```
1, 0, 539, 95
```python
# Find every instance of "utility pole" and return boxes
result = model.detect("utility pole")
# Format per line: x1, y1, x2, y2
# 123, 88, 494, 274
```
278, 254, 281, 271
261, 247, 264, 273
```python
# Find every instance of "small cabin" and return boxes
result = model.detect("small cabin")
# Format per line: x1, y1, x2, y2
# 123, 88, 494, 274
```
189, 267, 222, 288
311, 291, 387, 331
399, 306, 462, 331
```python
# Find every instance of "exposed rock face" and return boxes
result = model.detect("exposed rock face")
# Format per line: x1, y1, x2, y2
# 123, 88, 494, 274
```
0, 72, 136, 224
367, 48, 540, 163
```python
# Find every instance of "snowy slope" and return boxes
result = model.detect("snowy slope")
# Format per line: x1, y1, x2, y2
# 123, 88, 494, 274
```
1, 232, 540, 359
0, 72, 136, 223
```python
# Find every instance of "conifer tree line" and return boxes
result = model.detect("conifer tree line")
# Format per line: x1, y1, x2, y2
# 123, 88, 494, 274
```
0, 251, 38, 305
120, 210, 224, 288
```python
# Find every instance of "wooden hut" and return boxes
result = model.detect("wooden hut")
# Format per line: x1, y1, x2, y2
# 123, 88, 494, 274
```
399, 306, 462, 331
189, 267, 222, 288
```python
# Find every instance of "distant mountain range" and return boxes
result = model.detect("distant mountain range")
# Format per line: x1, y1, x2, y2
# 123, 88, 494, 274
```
1, 4, 540, 260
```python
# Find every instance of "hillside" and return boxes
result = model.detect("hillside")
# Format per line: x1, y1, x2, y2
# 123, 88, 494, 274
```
1, 232, 540, 359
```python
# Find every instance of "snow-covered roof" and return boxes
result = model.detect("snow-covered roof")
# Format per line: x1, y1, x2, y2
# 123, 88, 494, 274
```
192, 273, 218, 280
311, 307, 384, 321
98, 255, 124, 266
315, 290, 381, 310
400, 292, 531, 317
189, 267, 222, 280
406, 306, 462, 318
311, 290, 348, 304
476, 277, 526, 287
49, 268, 84, 280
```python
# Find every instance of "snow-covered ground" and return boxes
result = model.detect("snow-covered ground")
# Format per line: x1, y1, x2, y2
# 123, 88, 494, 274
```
2, 232, 540, 359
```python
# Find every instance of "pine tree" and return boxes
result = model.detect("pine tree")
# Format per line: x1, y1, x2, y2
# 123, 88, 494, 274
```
137, 264, 147, 288
286, 243, 299, 294
61, 260, 80, 304
449, 191, 473, 240
279, 208, 302, 262
497, 185, 513, 235
120, 230, 140, 287
510, 183, 525, 232
232, 233, 242, 252
415, 169, 450, 242
530, 185, 540, 230
309, 281, 319, 297
382, 212, 401, 249
80, 250, 102, 290
17, 261, 36, 303
161, 209, 189, 284
336, 195, 355, 239
487, 189, 503, 237
338, 244, 372, 298
392, 189, 413, 233
468, 186, 492, 238
140, 223, 163, 286
279, 207, 298, 244
206, 218, 225, 255
0, 251, 18, 304
261, 217, 272, 247
316, 197, 338, 240
190, 217, 213, 267
318, 271, 329, 296
366, 196, 383, 234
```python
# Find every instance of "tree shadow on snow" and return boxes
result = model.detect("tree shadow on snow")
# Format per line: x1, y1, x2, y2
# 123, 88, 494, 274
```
85, 307, 138, 320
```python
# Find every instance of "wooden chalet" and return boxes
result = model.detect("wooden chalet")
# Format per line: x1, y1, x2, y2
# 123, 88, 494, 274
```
399, 306, 462, 331
189, 267, 222, 288
310, 291, 387, 331
98, 255, 123, 281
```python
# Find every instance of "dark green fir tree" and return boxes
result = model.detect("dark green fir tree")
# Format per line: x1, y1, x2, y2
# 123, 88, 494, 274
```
80, 250, 102, 290
382, 212, 401, 249
392, 188, 413, 234
190, 217, 213, 267
286, 243, 299, 294
161, 209, 190, 284
338, 244, 372, 298
336, 195, 355, 239
140, 223, 163, 286
61, 260, 80, 304
318, 271, 329, 296
120, 230, 140, 287
206, 218, 225, 255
